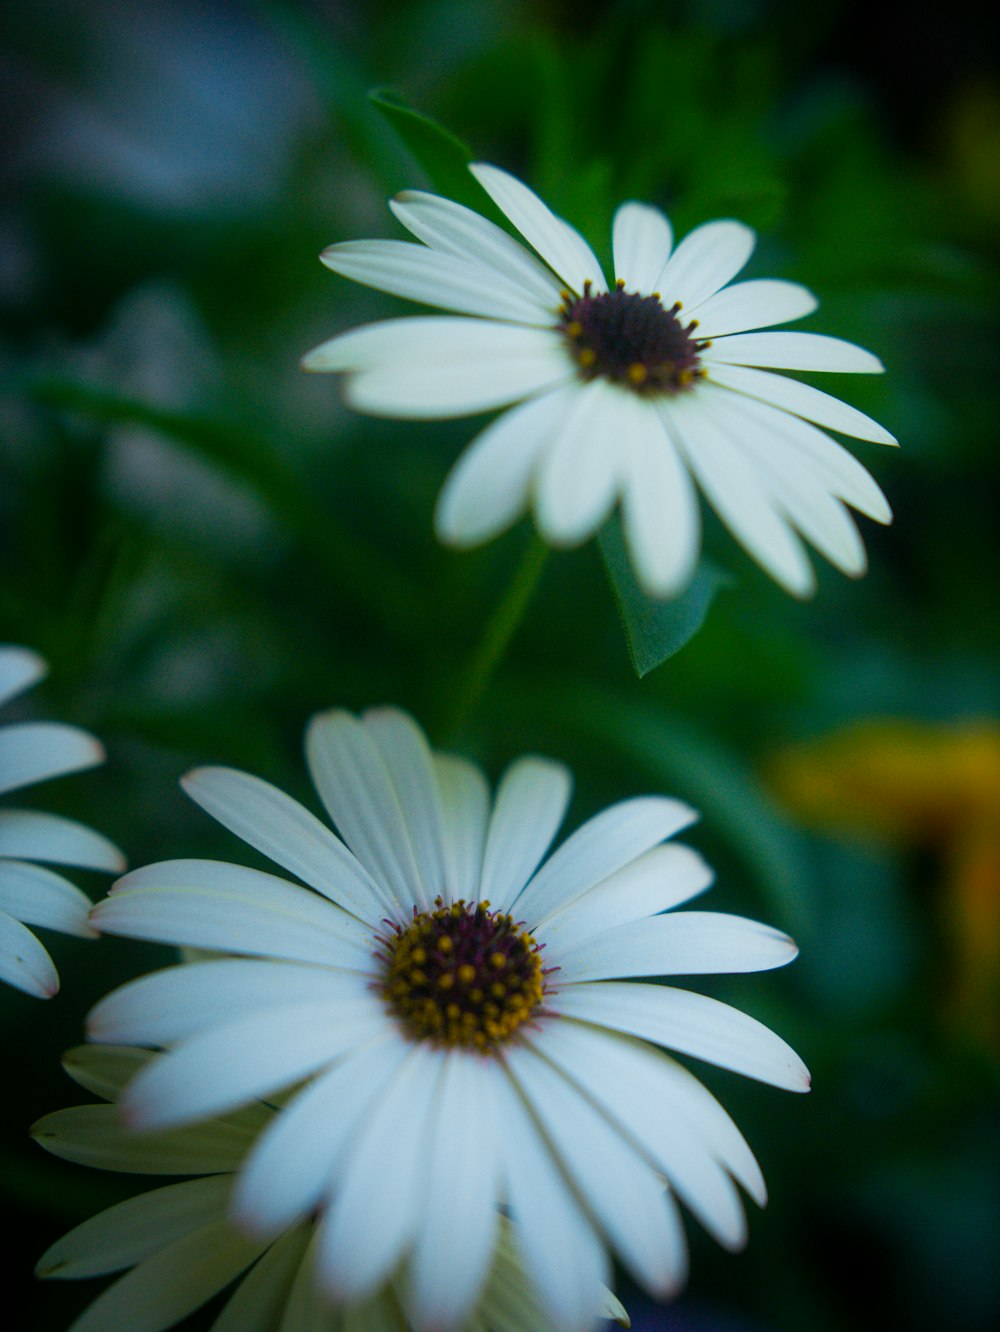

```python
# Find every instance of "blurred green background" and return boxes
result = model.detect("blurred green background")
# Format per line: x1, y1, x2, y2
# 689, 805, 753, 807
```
1, 0, 998, 1328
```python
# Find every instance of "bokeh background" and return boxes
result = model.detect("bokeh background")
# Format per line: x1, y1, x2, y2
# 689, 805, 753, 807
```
2, 1, 998, 1328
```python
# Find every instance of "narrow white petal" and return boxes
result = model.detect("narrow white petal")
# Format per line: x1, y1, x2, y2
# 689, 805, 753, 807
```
705, 362, 897, 444
344, 336, 574, 419
213, 1224, 312, 1332
612, 202, 673, 291
121, 999, 389, 1130
315, 1047, 446, 1301
389, 190, 564, 308
697, 385, 892, 522
0, 644, 46, 706
0, 859, 94, 936
691, 279, 817, 338
37, 1175, 232, 1279
181, 766, 386, 920
61, 1218, 267, 1332
478, 757, 572, 911
703, 330, 884, 373
470, 163, 607, 294
551, 981, 811, 1092
506, 1043, 688, 1296
665, 397, 816, 596
433, 753, 490, 902
320, 240, 552, 324
92, 863, 373, 969
656, 220, 756, 310
534, 381, 624, 544
0, 809, 124, 872
619, 395, 701, 597
408, 1055, 502, 1329
88, 960, 363, 1047
233, 1035, 410, 1237
362, 708, 449, 903
0, 722, 103, 796
31, 1103, 259, 1174
493, 1070, 610, 1331
0, 909, 58, 996
305, 709, 425, 912
557, 912, 798, 983
543, 843, 713, 954
513, 795, 697, 926
304, 315, 549, 373
528, 1021, 747, 1250
435, 387, 574, 547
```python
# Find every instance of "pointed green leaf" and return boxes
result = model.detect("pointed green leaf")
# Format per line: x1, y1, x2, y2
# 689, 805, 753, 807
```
368, 88, 485, 210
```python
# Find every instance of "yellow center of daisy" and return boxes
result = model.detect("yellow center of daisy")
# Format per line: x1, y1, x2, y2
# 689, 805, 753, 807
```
377, 898, 546, 1050
560, 280, 709, 394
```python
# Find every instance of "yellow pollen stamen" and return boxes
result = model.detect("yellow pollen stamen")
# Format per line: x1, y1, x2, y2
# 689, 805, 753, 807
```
626, 363, 648, 385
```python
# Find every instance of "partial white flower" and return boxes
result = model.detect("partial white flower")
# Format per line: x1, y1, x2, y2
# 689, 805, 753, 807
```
304, 163, 895, 598
34, 1044, 630, 1332
0, 646, 124, 997
89, 706, 808, 1331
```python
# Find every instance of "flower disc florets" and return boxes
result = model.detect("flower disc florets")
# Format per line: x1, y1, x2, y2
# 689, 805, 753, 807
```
378, 897, 546, 1050
560, 279, 707, 395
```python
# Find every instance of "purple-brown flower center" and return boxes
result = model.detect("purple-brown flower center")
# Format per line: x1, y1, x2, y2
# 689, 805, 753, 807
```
560, 280, 707, 394
376, 898, 546, 1050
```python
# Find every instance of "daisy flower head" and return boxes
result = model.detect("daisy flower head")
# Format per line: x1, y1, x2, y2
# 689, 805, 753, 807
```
88, 706, 809, 1331
0, 646, 124, 997
33, 1045, 630, 1332
304, 163, 896, 598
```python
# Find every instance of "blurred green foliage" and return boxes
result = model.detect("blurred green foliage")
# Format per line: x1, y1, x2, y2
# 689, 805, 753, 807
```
1, 0, 998, 1328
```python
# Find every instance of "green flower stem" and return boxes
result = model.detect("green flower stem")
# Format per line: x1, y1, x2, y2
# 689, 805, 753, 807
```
441, 536, 549, 741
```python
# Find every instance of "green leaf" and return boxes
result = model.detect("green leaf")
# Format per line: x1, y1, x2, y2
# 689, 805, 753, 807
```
599, 514, 730, 676
368, 88, 484, 210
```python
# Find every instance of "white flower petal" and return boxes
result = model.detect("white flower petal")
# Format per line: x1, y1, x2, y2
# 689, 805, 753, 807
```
691, 279, 818, 337
0, 721, 103, 796
88, 960, 362, 1048
0, 644, 46, 706
59, 1218, 267, 1332
470, 163, 607, 294
534, 381, 625, 545
31, 1104, 258, 1174
315, 1047, 446, 1301
618, 394, 701, 597
557, 911, 797, 982
506, 1043, 688, 1296
705, 362, 897, 444
703, 330, 884, 373
542, 843, 713, 954
304, 315, 546, 373
181, 766, 387, 920
612, 202, 673, 291
121, 999, 389, 1131
664, 397, 816, 596
344, 332, 574, 419
513, 795, 697, 926
319, 240, 553, 324
528, 1021, 747, 1250
407, 1054, 502, 1330
551, 981, 811, 1092
213, 1225, 313, 1332
434, 386, 575, 547
36, 1175, 232, 1279
233, 1035, 410, 1238
0, 859, 94, 937
433, 753, 490, 902
93, 861, 373, 969
479, 756, 572, 911
656, 220, 756, 310
0, 809, 124, 872
389, 190, 564, 308
493, 1070, 611, 1332
0, 909, 59, 997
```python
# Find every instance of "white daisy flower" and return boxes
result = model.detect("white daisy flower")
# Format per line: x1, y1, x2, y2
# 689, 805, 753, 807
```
88, 706, 809, 1332
0, 646, 124, 997
34, 1044, 630, 1332
304, 162, 895, 598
